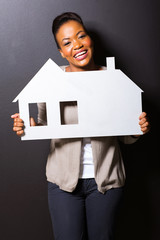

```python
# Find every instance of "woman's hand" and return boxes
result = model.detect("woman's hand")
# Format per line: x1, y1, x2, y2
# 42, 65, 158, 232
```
139, 112, 150, 134
11, 113, 37, 137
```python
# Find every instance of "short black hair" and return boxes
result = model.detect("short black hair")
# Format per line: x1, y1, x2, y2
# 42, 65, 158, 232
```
52, 12, 86, 49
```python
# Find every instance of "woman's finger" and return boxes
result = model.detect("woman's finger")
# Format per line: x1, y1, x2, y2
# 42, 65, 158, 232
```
140, 121, 149, 128
13, 121, 24, 127
139, 112, 147, 120
13, 126, 23, 132
11, 113, 20, 119
16, 130, 24, 136
14, 117, 23, 123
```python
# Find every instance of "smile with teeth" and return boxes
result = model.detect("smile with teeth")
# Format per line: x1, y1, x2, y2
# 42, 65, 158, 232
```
74, 50, 88, 59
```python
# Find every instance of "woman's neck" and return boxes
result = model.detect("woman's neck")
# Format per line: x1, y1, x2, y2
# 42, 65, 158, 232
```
65, 60, 101, 72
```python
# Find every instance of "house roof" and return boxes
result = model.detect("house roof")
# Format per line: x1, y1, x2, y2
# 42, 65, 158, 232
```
13, 58, 65, 102
13, 57, 143, 103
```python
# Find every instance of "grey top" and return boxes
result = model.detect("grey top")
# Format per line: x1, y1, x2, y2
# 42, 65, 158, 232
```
37, 66, 139, 193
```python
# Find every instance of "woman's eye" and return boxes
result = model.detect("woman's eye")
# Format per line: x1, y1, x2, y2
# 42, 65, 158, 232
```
64, 42, 71, 46
79, 34, 86, 39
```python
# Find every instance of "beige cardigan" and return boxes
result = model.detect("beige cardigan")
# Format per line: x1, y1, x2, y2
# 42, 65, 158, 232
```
37, 66, 139, 194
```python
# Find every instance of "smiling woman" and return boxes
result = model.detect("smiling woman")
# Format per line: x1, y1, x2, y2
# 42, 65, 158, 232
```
11, 11, 150, 240
52, 12, 100, 72
57, 21, 94, 70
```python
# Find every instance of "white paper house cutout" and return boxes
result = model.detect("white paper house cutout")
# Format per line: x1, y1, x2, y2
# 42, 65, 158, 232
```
13, 57, 143, 140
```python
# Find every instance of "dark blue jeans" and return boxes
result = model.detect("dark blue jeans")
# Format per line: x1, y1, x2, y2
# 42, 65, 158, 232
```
48, 179, 123, 240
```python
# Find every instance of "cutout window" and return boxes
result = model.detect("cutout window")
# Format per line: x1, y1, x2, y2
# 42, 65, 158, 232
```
60, 101, 78, 125
29, 103, 47, 126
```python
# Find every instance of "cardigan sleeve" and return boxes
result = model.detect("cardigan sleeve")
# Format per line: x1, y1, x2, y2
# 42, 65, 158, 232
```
118, 135, 140, 144
37, 102, 47, 126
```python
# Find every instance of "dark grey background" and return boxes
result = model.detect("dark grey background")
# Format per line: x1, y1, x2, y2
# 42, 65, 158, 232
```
0, 0, 160, 239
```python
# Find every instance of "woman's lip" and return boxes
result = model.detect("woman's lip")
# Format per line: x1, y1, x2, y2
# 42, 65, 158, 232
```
74, 50, 88, 61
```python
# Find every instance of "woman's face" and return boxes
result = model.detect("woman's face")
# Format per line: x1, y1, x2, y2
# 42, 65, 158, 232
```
56, 20, 94, 70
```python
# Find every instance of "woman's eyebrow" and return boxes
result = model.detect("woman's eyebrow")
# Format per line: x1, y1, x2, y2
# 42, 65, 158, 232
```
76, 30, 85, 35
62, 37, 70, 42
62, 31, 85, 42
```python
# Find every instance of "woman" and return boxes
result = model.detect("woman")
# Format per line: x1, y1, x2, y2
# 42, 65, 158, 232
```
11, 12, 150, 240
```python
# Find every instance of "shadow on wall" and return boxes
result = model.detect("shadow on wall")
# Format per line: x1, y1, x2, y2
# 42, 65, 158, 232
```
86, 29, 160, 240
115, 96, 160, 240
88, 28, 112, 66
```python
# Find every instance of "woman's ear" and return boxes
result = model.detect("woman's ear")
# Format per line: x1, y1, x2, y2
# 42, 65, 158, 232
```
59, 49, 65, 58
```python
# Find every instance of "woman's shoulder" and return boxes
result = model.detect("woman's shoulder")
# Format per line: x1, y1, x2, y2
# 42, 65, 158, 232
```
101, 66, 107, 70
59, 65, 68, 71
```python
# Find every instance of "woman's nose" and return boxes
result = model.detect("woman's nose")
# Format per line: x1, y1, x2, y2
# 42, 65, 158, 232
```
73, 39, 83, 50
